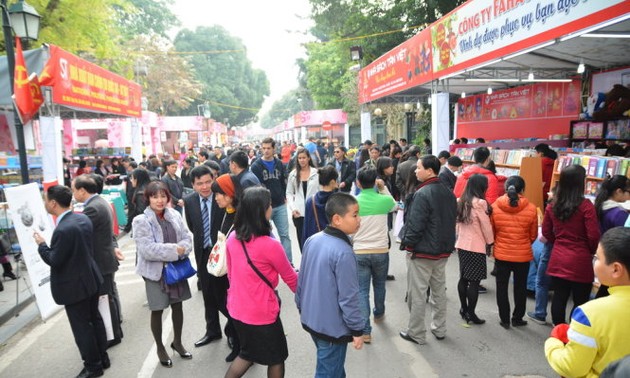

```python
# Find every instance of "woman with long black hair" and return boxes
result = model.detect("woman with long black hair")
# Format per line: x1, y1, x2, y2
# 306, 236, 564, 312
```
455, 174, 494, 324
286, 148, 318, 253
491, 176, 538, 329
124, 168, 151, 233
542, 165, 600, 325
225, 187, 298, 378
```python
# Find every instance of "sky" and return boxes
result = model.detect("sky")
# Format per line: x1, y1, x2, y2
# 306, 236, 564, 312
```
171, 0, 314, 121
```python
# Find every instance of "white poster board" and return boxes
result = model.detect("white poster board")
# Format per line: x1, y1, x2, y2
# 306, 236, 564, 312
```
5, 183, 62, 320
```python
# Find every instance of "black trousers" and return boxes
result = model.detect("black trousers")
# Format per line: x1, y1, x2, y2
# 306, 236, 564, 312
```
495, 259, 530, 323
550, 276, 592, 325
199, 269, 236, 340
292, 216, 304, 253
65, 293, 108, 372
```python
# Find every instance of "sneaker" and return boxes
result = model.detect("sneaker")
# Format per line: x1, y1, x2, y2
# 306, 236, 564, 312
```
526, 312, 547, 325
362, 334, 372, 343
478, 284, 488, 294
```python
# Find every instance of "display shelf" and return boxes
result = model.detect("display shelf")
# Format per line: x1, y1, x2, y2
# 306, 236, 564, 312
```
550, 154, 630, 195
460, 155, 543, 211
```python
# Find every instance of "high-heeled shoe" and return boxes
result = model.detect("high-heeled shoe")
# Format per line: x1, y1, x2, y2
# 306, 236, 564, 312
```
157, 350, 172, 368
171, 343, 192, 359
467, 313, 486, 325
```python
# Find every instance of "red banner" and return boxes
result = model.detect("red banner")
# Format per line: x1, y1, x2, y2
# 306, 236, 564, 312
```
358, 28, 433, 104
457, 80, 581, 139
13, 37, 42, 124
39, 45, 142, 117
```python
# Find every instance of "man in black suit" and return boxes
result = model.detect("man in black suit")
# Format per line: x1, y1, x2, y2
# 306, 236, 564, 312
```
328, 146, 356, 193
34, 185, 108, 378
73, 174, 124, 347
183, 165, 228, 348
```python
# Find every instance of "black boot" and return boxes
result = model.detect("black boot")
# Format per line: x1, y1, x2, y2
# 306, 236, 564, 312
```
3, 262, 17, 280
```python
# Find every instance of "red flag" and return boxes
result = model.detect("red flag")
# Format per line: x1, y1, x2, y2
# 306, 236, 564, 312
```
13, 37, 40, 124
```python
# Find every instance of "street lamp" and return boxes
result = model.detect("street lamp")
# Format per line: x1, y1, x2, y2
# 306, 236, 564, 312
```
350, 45, 363, 61
2, 0, 41, 184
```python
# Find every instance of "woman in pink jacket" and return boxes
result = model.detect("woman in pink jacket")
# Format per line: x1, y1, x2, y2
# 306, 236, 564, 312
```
225, 186, 298, 378
456, 174, 494, 324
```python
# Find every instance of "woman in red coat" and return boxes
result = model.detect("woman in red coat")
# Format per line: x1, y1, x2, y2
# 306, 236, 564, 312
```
535, 143, 558, 203
542, 165, 600, 325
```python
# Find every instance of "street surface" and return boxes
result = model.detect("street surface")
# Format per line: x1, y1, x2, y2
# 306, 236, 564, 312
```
0, 216, 556, 377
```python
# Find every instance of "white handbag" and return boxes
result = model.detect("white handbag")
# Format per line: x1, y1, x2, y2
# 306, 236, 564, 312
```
207, 225, 233, 277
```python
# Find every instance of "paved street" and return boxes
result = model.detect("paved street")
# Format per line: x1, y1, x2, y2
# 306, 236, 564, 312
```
0, 219, 556, 378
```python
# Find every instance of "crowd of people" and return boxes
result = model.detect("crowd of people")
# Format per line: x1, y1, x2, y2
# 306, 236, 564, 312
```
42, 137, 630, 378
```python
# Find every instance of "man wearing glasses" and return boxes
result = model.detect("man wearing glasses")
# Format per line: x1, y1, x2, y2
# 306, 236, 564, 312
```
329, 146, 356, 193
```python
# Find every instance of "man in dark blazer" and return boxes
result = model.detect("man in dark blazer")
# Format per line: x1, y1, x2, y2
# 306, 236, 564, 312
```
73, 174, 123, 348
183, 165, 228, 348
328, 146, 356, 193
34, 185, 108, 378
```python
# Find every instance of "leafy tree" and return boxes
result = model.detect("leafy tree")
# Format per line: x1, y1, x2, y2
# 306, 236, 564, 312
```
115, 0, 181, 38
304, 0, 465, 118
173, 26, 269, 126
0, 0, 123, 60
122, 35, 202, 115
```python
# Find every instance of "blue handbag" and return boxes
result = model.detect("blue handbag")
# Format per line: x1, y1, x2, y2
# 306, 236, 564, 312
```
163, 257, 196, 285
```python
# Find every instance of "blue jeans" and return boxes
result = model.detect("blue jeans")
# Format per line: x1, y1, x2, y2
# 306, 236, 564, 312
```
271, 204, 293, 263
311, 335, 348, 378
356, 253, 389, 335
532, 242, 552, 319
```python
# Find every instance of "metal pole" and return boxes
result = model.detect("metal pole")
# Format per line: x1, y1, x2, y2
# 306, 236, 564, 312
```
2, 0, 29, 183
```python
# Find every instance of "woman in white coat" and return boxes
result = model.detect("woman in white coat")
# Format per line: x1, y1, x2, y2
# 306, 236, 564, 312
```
286, 147, 319, 253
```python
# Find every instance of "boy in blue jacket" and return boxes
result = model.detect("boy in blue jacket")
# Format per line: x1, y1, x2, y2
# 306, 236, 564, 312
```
296, 192, 364, 377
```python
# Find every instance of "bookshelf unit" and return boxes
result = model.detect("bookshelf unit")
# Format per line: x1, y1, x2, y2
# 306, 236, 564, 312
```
456, 148, 544, 211
550, 154, 630, 198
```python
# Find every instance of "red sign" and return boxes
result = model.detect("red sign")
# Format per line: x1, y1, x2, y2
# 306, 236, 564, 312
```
322, 121, 332, 131
457, 80, 581, 139
39, 45, 142, 117
358, 28, 433, 104
433, 1, 629, 78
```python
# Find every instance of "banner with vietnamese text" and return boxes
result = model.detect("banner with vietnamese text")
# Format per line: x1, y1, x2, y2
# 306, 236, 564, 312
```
39, 45, 142, 117
358, 28, 433, 104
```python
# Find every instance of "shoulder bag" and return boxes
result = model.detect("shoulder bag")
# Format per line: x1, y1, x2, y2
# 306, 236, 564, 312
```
208, 217, 234, 277
163, 257, 196, 285
239, 239, 282, 307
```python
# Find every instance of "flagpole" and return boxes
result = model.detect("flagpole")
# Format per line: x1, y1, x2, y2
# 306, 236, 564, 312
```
2, 0, 29, 184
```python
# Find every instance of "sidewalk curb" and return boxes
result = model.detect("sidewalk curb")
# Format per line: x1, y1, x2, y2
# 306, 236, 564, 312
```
0, 294, 35, 327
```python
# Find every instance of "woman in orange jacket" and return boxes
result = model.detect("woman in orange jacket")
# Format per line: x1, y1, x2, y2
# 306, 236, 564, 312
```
491, 176, 538, 329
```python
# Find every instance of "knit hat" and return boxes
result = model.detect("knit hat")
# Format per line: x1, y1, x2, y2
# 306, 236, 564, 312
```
214, 174, 235, 198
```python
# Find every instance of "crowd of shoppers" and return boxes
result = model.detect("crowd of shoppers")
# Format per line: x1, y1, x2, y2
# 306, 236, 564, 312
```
53, 138, 630, 378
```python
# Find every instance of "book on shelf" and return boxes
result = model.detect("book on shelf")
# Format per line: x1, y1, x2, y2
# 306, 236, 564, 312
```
555, 154, 630, 178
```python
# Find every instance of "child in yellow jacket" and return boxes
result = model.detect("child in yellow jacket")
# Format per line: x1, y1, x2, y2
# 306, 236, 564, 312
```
545, 226, 630, 378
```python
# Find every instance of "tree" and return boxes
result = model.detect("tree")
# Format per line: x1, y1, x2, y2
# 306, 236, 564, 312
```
303, 0, 465, 115
173, 26, 269, 126
122, 35, 203, 115
7, 0, 126, 62
115, 0, 181, 39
